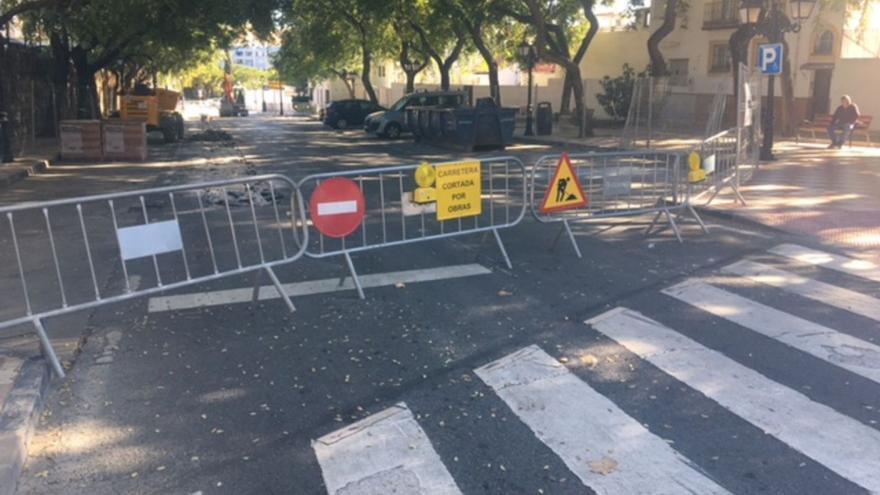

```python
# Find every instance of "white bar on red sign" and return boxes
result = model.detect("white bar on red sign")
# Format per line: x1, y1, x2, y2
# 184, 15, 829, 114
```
317, 200, 358, 216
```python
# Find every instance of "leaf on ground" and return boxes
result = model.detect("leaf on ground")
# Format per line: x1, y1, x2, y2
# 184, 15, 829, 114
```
394, 282, 406, 289
497, 290, 513, 297
580, 354, 599, 368
589, 457, 618, 476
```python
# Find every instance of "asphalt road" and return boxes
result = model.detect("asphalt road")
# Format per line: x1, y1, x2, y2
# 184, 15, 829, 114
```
13, 116, 880, 495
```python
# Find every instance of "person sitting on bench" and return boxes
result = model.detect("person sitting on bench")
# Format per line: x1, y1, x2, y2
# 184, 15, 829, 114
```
828, 95, 860, 149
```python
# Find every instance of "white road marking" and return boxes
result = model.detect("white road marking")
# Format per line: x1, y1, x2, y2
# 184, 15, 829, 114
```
317, 200, 358, 216
663, 279, 880, 385
313, 403, 461, 495
475, 345, 730, 495
147, 264, 491, 312
724, 259, 880, 322
588, 307, 880, 493
769, 244, 880, 283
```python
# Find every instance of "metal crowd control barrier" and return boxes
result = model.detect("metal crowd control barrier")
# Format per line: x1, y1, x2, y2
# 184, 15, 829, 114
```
689, 127, 748, 206
297, 156, 527, 298
0, 175, 308, 377
529, 151, 707, 256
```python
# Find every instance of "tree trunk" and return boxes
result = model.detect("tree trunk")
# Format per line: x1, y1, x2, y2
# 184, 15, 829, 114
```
466, 19, 501, 104
560, 72, 573, 114
0, 41, 14, 162
360, 46, 378, 103
648, 0, 678, 76
780, 38, 795, 136
439, 65, 451, 91
405, 71, 416, 93
729, 24, 757, 105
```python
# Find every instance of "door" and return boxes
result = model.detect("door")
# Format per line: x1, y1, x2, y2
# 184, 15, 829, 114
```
812, 69, 833, 118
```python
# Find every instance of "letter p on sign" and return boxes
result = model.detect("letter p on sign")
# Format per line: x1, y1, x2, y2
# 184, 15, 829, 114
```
759, 43, 783, 75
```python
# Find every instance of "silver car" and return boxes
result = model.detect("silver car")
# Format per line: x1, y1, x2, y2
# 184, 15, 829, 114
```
364, 91, 466, 138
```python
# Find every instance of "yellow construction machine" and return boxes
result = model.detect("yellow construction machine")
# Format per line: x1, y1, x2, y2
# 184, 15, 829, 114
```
117, 87, 185, 143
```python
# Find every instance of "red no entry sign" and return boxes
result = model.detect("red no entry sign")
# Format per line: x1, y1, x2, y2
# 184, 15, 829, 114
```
309, 178, 365, 238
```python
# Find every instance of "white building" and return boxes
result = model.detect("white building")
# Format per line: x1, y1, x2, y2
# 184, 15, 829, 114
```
230, 44, 279, 71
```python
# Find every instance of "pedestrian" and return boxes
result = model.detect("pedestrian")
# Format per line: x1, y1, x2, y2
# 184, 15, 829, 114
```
827, 95, 860, 149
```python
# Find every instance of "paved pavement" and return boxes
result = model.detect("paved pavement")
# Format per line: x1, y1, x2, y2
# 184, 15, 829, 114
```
2, 116, 880, 495
710, 142, 880, 254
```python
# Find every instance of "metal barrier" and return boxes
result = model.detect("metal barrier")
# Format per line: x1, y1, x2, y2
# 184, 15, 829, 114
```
529, 151, 707, 255
689, 127, 748, 206
1, 175, 308, 377
297, 156, 527, 298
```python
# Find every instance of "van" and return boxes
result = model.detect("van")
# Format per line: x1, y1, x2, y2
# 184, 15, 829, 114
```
364, 91, 467, 138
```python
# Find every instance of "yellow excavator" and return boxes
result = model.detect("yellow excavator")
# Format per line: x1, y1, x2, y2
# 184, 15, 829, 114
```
116, 85, 185, 143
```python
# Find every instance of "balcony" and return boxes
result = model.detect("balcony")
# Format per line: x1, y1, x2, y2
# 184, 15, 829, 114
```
703, 0, 740, 29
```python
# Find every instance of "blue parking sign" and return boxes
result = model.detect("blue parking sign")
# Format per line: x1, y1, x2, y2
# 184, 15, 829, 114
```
758, 43, 783, 75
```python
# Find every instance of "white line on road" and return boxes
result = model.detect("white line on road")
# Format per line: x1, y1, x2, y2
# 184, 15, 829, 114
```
588, 307, 880, 493
147, 264, 491, 312
313, 403, 461, 495
475, 345, 730, 495
769, 244, 880, 283
663, 279, 880, 385
317, 200, 359, 216
723, 259, 880, 322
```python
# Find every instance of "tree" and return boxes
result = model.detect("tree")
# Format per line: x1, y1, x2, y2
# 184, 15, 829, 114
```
647, 0, 687, 76
405, 0, 467, 91
282, 0, 393, 103
498, 0, 600, 136
450, 0, 507, 103
391, 18, 429, 94
597, 63, 643, 118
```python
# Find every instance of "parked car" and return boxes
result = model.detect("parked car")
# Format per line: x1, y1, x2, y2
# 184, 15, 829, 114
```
323, 99, 384, 129
291, 95, 314, 116
364, 91, 467, 138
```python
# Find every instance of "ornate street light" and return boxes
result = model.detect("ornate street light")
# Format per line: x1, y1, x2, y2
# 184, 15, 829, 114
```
739, 0, 762, 24
789, 0, 817, 21
518, 40, 537, 137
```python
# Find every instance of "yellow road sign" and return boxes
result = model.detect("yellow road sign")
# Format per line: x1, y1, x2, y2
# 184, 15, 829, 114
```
688, 151, 706, 183
540, 153, 587, 213
435, 161, 482, 221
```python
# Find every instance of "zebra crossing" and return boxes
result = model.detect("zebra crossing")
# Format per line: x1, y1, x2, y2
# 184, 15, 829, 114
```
311, 244, 880, 495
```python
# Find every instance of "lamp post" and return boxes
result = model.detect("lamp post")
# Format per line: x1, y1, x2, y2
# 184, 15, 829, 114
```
517, 40, 537, 137
740, 0, 816, 161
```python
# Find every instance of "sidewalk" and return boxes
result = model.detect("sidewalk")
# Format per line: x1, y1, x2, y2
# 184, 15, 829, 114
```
0, 138, 57, 188
709, 141, 880, 256
513, 119, 705, 151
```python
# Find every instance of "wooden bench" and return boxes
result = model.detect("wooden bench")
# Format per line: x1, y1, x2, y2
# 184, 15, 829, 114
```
797, 114, 873, 145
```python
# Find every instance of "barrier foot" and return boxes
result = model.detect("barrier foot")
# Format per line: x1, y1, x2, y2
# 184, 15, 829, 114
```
251, 269, 263, 302
344, 251, 366, 300
265, 266, 296, 313
34, 319, 65, 378
686, 204, 710, 234
664, 208, 684, 243
492, 229, 513, 270
645, 209, 664, 237
731, 183, 748, 206
563, 220, 583, 259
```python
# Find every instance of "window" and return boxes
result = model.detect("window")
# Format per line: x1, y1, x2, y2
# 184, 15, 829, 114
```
814, 30, 834, 55
669, 58, 689, 86
377, 66, 386, 77
708, 43, 731, 73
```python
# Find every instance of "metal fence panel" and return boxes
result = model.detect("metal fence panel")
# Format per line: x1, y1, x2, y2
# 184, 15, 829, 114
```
0, 175, 308, 377
530, 151, 706, 252
297, 156, 527, 298
689, 128, 743, 206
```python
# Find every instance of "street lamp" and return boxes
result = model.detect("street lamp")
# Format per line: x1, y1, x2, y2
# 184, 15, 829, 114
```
741, 0, 816, 161
517, 40, 537, 137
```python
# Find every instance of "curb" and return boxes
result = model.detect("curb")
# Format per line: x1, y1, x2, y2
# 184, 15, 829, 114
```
0, 357, 51, 495
0, 159, 50, 189
514, 136, 605, 150
694, 205, 795, 239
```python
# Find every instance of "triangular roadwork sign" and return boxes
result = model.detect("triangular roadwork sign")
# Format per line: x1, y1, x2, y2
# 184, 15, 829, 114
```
539, 153, 587, 213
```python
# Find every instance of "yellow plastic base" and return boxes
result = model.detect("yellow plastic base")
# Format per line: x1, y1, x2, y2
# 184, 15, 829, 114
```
413, 187, 437, 204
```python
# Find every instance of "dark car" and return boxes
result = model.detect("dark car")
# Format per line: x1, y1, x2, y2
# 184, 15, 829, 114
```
323, 99, 384, 129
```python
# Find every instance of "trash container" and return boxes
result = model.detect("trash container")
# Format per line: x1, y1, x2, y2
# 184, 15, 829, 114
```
536, 101, 553, 136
